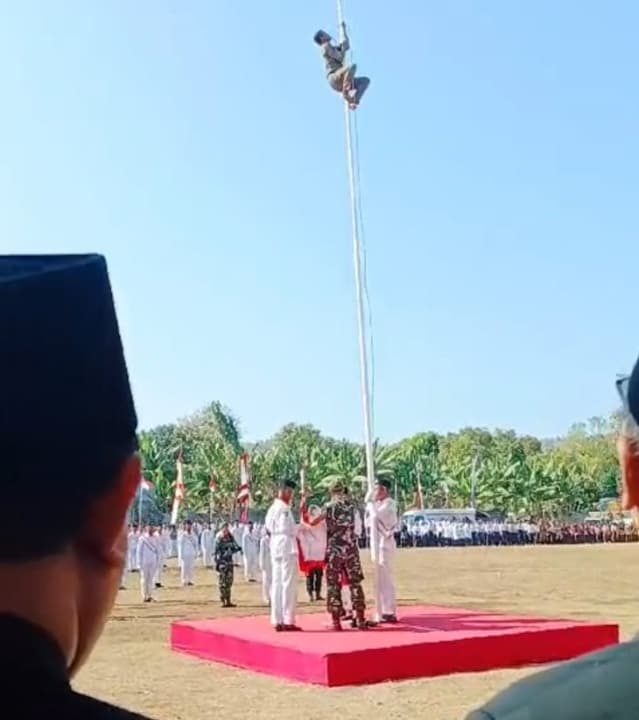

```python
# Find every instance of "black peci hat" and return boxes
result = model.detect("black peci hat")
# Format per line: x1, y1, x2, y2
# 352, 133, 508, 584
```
0, 254, 138, 490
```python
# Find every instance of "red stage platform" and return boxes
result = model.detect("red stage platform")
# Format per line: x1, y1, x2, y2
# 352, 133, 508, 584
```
170, 606, 618, 687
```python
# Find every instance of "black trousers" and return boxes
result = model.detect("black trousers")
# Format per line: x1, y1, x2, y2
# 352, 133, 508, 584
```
306, 568, 323, 598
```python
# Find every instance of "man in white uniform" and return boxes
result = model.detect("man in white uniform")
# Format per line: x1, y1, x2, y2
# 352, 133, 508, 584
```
367, 478, 398, 623
258, 527, 272, 605
136, 525, 159, 602
264, 479, 301, 632
127, 524, 139, 572
231, 523, 243, 566
154, 525, 170, 588
200, 523, 214, 568
242, 521, 260, 582
178, 520, 198, 586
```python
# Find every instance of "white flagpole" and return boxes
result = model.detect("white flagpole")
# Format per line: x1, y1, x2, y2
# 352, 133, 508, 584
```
335, 0, 380, 613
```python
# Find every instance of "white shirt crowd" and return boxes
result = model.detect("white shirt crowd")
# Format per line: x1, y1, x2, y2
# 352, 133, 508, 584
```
404, 519, 540, 547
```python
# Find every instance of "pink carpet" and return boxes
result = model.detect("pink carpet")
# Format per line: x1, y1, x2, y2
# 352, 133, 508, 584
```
170, 605, 618, 687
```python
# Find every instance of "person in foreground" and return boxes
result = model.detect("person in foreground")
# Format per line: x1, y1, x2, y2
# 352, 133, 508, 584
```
466, 354, 639, 720
0, 254, 153, 720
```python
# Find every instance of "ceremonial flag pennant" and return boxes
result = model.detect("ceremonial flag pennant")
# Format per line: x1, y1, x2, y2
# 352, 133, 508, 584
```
170, 448, 186, 525
237, 454, 251, 522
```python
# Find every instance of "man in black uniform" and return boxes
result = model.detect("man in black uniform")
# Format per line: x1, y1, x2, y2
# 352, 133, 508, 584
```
0, 255, 154, 719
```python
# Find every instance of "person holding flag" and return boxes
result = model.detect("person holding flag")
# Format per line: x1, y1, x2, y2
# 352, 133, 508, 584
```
298, 501, 327, 602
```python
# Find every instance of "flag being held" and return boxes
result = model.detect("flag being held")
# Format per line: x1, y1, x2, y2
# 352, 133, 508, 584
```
237, 454, 251, 523
170, 449, 186, 525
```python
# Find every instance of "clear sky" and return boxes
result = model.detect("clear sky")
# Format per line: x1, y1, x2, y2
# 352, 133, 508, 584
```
2, 1, 637, 443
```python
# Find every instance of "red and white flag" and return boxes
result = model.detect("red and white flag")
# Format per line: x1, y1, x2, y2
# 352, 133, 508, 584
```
141, 477, 154, 492
170, 449, 186, 525
237, 454, 251, 522
209, 476, 217, 492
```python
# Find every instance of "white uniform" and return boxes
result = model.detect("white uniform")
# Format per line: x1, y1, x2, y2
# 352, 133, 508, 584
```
136, 532, 159, 601
200, 528, 214, 567
264, 498, 299, 627
258, 530, 272, 605
178, 531, 198, 585
127, 529, 139, 571
368, 495, 398, 620
154, 529, 171, 586
231, 524, 243, 566
242, 527, 260, 581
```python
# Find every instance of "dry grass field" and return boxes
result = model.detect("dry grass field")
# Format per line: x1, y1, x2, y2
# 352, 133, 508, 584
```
75, 544, 638, 720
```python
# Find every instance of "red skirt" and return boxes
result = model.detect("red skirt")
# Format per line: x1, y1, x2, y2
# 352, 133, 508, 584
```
297, 538, 326, 575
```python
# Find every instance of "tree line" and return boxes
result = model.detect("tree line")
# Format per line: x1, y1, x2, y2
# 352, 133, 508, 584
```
137, 401, 622, 520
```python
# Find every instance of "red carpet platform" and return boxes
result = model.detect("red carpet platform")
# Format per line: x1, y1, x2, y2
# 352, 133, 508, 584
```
171, 605, 618, 687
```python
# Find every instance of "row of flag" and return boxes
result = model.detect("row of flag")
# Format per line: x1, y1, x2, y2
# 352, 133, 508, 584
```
139, 451, 252, 523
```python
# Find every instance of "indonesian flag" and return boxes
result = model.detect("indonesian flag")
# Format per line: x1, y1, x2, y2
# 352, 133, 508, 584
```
209, 475, 217, 492
141, 477, 154, 492
237, 454, 251, 522
170, 449, 186, 525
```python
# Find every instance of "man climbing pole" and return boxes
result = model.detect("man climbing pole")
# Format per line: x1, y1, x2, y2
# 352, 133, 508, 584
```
314, 22, 370, 110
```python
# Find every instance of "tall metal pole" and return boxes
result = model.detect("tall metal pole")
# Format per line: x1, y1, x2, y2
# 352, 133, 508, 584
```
335, 0, 380, 615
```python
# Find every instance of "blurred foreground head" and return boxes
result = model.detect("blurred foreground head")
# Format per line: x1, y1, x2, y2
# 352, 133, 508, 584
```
0, 255, 139, 676
628, 359, 639, 427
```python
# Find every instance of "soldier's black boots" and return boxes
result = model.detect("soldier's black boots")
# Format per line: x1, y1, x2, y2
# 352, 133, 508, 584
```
331, 613, 343, 631
355, 611, 370, 630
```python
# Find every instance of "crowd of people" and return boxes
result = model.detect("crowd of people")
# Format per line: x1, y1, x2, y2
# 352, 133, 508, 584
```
6, 254, 639, 720
126, 512, 639, 604
124, 478, 399, 632
399, 517, 639, 547
123, 520, 263, 602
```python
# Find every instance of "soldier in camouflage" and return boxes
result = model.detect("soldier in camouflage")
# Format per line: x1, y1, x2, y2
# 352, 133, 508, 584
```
214, 523, 242, 608
313, 481, 368, 630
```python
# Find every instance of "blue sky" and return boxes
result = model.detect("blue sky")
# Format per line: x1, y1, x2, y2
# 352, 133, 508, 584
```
1, 1, 637, 443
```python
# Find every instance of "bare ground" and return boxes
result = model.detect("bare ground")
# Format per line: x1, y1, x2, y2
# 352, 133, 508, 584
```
74, 544, 638, 720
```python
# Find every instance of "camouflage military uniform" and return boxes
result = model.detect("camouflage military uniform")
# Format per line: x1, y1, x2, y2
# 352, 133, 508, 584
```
324, 497, 365, 617
214, 534, 242, 605
466, 639, 639, 720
